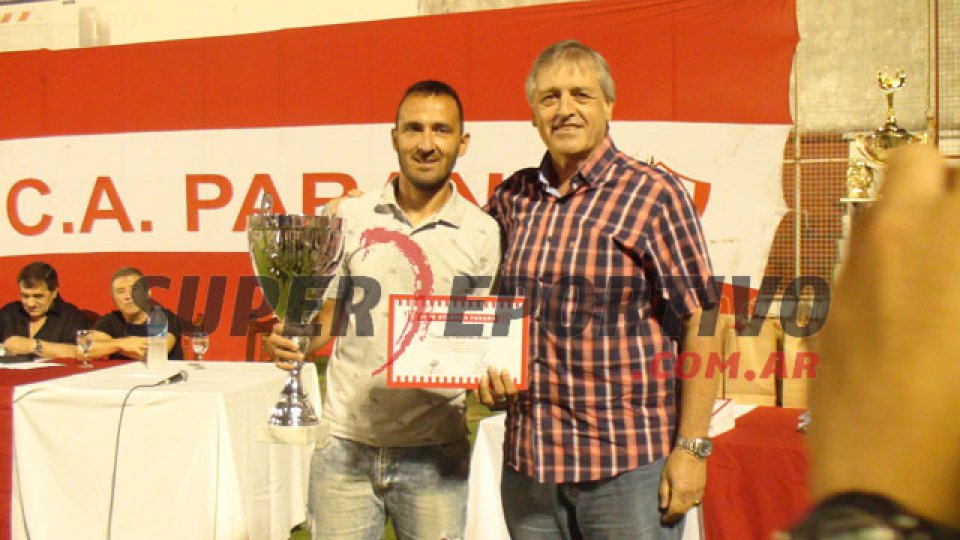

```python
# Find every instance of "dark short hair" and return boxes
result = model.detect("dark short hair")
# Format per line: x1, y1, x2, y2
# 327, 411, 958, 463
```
396, 79, 465, 131
110, 266, 145, 289
18, 261, 58, 291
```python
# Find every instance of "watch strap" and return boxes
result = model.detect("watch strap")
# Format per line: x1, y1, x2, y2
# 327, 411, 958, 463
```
786, 491, 959, 539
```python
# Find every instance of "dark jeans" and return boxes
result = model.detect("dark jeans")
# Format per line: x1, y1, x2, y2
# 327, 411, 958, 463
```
501, 459, 683, 540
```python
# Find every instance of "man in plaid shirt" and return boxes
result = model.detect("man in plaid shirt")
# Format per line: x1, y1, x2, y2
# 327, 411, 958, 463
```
479, 40, 722, 539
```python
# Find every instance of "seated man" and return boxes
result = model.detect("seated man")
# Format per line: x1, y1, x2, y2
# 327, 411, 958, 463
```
90, 267, 183, 360
0, 261, 88, 358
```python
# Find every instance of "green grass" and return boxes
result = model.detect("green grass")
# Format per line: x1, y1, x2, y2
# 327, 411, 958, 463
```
289, 358, 495, 540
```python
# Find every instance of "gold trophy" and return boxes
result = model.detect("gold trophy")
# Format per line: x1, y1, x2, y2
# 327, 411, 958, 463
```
847, 68, 927, 201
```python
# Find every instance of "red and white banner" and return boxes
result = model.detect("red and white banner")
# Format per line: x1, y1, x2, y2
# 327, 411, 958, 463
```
0, 0, 798, 359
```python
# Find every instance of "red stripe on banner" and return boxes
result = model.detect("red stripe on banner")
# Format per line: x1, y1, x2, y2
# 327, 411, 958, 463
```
0, 252, 764, 362
0, 13, 10, 24
0, 0, 797, 141
17, 11, 28, 23
0, 1, 798, 359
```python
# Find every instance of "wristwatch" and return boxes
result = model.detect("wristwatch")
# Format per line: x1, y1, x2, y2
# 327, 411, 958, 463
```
34, 338, 42, 355
676, 436, 713, 459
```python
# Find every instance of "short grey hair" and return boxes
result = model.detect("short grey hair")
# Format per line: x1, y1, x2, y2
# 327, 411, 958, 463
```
524, 40, 616, 105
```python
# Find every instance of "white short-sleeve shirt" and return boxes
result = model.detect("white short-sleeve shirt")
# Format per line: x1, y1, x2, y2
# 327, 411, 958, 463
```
322, 180, 501, 447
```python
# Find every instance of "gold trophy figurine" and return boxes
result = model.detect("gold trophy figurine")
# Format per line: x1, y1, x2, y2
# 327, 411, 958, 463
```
856, 67, 927, 166
845, 161, 873, 200
846, 67, 927, 203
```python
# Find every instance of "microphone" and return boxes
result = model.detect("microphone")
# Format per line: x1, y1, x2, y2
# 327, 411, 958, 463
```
157, 370, 189, 386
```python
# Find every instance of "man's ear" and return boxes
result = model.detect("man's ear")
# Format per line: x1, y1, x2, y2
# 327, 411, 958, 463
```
458, 132, 471, 157
604, 99, 615, 122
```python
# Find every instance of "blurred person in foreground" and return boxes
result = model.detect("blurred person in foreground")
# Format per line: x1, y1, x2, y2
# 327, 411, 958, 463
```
786, 144, 960, 538
0, 261, 88, 358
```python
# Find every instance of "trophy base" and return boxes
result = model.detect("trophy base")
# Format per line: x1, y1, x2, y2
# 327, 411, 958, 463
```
269, 397, 319, 427
269, 360, 319, 427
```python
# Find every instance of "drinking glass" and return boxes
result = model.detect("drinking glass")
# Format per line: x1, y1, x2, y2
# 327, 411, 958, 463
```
76, 329, 94, 368
190, 331, 209, 369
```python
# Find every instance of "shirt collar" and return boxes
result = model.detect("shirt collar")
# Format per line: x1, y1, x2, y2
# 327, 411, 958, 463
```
47, 296, 64, 315
537, 135, 618, 194
377, 177, 466, 228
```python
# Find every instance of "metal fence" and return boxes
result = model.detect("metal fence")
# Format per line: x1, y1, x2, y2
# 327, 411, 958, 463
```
765, 0, 955, 289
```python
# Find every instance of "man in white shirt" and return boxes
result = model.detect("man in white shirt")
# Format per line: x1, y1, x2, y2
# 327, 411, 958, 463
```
271, 80, 500, 540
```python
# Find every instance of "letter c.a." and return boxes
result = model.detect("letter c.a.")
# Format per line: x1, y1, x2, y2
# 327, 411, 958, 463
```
7, 178, 52, 235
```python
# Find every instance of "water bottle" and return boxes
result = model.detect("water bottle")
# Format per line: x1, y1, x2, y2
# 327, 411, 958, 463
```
146, 304, 169, 369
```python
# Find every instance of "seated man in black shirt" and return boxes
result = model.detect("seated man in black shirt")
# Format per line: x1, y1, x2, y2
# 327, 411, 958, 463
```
90, 267, 183, 360
0, 261, 89, 358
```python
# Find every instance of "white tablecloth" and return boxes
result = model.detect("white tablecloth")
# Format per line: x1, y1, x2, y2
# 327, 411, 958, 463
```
465, 414, 704, 540
10, 361, 320, 540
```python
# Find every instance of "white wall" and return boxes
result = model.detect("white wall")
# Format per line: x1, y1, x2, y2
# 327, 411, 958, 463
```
0, 0, 951, 132
793, 0, 931, 133
0, 0, 418, 51
0, 0, 78, 50
82, 0, 417, 46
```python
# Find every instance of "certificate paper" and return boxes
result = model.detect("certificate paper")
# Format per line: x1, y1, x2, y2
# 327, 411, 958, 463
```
387, 294, 528, 389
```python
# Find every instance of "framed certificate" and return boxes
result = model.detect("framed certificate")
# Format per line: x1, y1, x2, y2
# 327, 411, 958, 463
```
386, 294, 528, 389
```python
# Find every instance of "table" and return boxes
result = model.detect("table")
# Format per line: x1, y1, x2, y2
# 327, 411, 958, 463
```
1, 360, 127, 540
465, 414, 510, 540
9, 361, 320, 540
702, 407, 810, 540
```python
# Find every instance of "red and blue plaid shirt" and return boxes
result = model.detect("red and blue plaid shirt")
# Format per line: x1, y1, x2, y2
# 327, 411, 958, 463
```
486, 136, 717, 483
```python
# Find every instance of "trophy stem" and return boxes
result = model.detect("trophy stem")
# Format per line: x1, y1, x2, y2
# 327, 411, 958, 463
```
269, 336, 319, 426
885, 92, 897, 126
269, 361, 319, 426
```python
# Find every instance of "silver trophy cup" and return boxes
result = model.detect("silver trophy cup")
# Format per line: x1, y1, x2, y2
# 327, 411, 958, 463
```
247, 212, 343, 427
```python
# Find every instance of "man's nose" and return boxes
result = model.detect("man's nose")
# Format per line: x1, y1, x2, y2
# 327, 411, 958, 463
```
556, 92, 574, 115
416, 130, 436, 152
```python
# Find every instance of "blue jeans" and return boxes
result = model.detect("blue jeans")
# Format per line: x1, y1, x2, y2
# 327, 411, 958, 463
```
501, 459, 683, 540
308, 435, 470, 540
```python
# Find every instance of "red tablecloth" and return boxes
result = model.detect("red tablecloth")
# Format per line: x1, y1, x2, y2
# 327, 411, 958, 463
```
703, 407, 811, 540
0, 360, 127, 540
